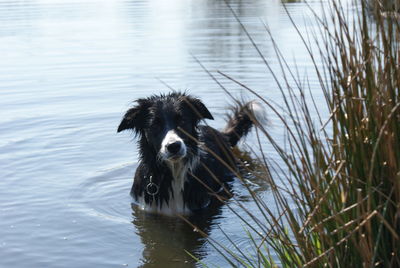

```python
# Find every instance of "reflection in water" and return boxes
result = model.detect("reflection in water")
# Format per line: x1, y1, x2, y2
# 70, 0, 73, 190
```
132, 203, 224, 267
187, 0, 275, 77
130, 149, 268, 267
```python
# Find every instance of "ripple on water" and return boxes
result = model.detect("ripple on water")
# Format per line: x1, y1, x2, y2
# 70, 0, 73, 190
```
71, 163, 135, 224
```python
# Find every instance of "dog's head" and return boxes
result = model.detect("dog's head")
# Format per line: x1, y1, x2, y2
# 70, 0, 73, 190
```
117, 92, 213, 163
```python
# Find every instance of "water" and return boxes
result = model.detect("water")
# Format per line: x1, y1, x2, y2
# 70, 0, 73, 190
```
0, 0, 328, 267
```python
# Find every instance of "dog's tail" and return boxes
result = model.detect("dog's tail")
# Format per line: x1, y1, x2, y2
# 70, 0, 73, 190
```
222, 100, 267, 147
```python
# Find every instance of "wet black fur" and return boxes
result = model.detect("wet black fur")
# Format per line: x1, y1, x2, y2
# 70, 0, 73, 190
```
118, 92, 257, 212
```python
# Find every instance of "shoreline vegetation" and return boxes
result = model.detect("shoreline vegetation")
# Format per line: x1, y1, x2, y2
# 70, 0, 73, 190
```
193, 0, 399, 266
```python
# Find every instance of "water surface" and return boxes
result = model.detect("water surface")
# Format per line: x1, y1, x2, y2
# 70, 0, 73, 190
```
0, 0, 328, 267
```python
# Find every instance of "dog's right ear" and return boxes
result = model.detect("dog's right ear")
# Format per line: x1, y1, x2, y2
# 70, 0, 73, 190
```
117, 99, 150, 133
183, 96, 214, 121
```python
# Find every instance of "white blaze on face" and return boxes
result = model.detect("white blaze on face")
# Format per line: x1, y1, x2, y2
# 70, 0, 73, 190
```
160, 130, 187, 159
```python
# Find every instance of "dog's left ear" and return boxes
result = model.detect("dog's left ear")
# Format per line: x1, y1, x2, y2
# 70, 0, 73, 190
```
117, 99, 150, 133
184, 96, 214, 120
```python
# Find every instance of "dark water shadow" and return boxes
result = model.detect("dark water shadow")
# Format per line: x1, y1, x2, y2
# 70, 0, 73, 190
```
131, 202, 225, 267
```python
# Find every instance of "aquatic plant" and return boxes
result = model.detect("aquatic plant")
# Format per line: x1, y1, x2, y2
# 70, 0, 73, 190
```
198, 0, 400, 266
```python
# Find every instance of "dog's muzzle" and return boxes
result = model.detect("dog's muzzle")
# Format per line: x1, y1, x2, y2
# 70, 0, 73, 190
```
167, 141, 182, 154
160, 130, 187, 161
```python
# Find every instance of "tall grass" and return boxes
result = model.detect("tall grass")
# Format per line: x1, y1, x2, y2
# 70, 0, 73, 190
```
204, 0, 400, 266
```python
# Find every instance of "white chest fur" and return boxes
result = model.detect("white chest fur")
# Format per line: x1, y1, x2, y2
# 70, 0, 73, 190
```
134, 161, 194, 215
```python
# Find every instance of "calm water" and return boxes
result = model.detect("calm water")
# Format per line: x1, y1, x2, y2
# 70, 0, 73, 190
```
0, 0, 329, 267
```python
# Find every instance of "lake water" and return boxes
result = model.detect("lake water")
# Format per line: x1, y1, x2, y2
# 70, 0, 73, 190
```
0, 0, 329, 267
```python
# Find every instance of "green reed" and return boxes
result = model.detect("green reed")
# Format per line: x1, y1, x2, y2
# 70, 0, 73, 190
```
205, 0, 400, 267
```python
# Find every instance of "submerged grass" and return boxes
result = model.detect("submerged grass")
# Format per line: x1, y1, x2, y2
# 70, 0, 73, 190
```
197, 0, 400, 267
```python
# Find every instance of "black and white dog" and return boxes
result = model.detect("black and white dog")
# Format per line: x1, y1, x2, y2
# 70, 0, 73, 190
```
118, 92, 264, 215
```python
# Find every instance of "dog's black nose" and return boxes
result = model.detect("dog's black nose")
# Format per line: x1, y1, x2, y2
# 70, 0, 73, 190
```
167, 141, 182, 154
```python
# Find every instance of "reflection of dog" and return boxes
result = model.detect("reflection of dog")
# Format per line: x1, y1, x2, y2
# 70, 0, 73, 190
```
118, 92, 264, 215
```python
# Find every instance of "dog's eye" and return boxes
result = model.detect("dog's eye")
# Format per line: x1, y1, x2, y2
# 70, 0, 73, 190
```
152, 118, 163, 132
179, 118, 194, 129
